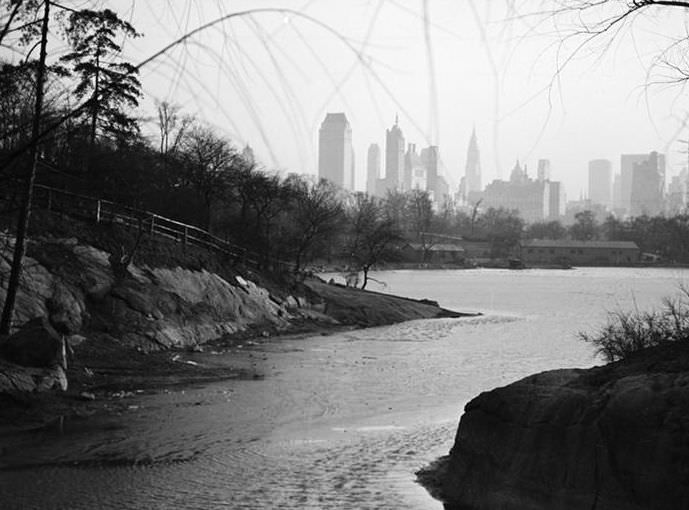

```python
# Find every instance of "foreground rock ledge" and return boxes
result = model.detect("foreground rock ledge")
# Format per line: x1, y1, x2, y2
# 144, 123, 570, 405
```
419, 342, 689, 510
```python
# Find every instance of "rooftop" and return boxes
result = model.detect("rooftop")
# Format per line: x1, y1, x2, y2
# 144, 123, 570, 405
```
521, 240, 639, 250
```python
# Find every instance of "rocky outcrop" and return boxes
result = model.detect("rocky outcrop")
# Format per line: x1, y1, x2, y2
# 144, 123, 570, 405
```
0, 317, 65, 368
0, 317, 68, 393
1, 236, 303, 353
2, 233, 464, 396
422, 342, 689, 510
0, 359, 67, 393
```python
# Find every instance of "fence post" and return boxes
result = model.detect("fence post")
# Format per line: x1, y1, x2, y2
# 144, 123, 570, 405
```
96, 200, 101, 223
183, 226, 188, 246
47, 189, 52, 211
150, 215, 155, 234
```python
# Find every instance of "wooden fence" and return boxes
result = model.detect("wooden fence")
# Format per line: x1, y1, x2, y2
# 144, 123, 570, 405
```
30, 185, 292, 271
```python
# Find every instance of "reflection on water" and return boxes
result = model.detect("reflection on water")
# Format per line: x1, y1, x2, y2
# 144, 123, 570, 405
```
2, 268, 687, 509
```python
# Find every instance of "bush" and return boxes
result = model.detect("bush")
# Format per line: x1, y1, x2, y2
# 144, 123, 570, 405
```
579, 287, 689, 362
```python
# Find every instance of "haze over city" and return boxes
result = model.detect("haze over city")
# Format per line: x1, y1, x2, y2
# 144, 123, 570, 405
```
108, 0, 689, 198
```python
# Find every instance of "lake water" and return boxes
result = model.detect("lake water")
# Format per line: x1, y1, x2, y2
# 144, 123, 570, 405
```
2, 267, 688, 509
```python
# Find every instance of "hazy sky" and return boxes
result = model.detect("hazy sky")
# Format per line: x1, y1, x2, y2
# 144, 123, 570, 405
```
10, 0, 689, 198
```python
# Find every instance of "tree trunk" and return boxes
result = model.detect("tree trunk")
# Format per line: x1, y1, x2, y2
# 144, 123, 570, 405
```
361, 266, 370, 289
90, 53, 100, 147
0, 0, 50, 335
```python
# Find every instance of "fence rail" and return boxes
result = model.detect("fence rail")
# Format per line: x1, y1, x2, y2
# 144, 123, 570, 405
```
30, 185, 293, 271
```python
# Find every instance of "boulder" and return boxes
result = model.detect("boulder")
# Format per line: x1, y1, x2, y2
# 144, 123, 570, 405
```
47, 282, 85, 334
0, 359, 67, 393
0, 317, 65, 368
426, 343, 689, 510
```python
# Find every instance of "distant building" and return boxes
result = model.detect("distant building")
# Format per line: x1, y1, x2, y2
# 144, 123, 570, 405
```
630, 151, 665, 216
620, 154, 650, 214
588, 159, 612, 210
464, 128, 482, 194
667, 169, 688, 215
434, 176, 450, 208
482, 160, 550, 223
318, 112, 354, 190
383, 116, 405, 193
537, 159, 551, 182
405, 143, 427, 191
404, 143, 423, 191
548, 181, 565, 220
400, 242, 465, 264
612, 173, 623, 215
241, 144, 256, 166
520, 240, 640, 266
411, 164, 428, 191
366, 143, 380, 195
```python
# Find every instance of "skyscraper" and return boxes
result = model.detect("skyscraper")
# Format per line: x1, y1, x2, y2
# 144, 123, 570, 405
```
464, 128, 482, 193
366, 143, 380, 195
630, 151, 665, 216
537, 159, 551, 182
318, 112, 353, 190
620, 154, 648, 214
588, 159, 612, 209
404, 143, 418, 191
421, 145, 440, 198
384, 116, 405, 191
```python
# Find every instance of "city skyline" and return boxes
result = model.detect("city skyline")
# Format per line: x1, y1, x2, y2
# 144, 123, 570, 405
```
316, 110, 682, 220
62, 1, 689, 200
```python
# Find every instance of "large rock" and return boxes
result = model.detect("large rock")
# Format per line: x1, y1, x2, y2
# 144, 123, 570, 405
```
426, 343, 689, 510
0, 317, 65, 368
0, 359, 67, 393
47, 282, 86, 334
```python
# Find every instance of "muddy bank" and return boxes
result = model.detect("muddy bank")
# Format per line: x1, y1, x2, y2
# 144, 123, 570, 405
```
417, 341, 689, 510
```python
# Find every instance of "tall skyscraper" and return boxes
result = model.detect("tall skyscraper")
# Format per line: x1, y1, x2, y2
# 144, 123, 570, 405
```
630, 151, 665, 216
620, 154, 648, 214
588, 159, 612, 209
464, 128, 482, 193
421, 145, 440, 199
366, 143, 380, 195
385, 116, 405, 191
404, 143, 417, 191
318, 112, 353, 190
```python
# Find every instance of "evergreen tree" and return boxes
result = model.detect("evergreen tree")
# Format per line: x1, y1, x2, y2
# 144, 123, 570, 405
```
60, 9, 141, 146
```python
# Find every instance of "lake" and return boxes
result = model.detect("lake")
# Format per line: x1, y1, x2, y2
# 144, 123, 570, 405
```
2, 267, 687, 509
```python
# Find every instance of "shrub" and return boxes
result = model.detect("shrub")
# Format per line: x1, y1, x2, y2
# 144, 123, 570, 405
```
579, 286, 689, 362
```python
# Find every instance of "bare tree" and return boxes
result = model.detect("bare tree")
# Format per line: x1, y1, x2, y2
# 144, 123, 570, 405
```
156, 101, 192, 157
406, 189, 435, 262
345, 193, 401, 289
0, 0, 49, 335
531, 1, 689, 88
283, 176, 344, 273
179, 123, 239, 231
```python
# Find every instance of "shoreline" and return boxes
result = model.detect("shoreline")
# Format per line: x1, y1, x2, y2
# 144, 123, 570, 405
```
0, 280, 474, 441
320, 261, 689, 275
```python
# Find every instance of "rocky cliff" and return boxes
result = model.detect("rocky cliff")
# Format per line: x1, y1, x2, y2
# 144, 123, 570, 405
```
1, 228, 462, 395
419, 341, 689, 510
0, 235, 299, 349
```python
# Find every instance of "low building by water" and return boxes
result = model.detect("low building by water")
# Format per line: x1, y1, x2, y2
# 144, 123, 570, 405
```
520, 240, 640, 266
